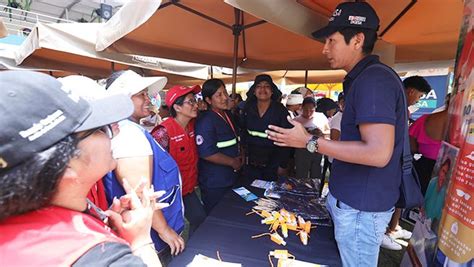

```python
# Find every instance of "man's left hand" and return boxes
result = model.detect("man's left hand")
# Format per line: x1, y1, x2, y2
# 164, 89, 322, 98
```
267, 116, 311, 148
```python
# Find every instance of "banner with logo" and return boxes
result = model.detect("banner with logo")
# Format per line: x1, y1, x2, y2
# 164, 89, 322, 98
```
402, 142, 459, 266
437, 119, 473, 265
402, 0, 473, 265
411, 75, 450, 120
436, 0, 474, 261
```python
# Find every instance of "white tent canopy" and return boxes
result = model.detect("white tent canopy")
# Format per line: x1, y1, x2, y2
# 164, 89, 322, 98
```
15, 22, 210, 81
224, 0, 396, 66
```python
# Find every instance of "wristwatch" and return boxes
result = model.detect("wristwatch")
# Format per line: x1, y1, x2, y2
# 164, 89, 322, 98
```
306, 135, 319, 153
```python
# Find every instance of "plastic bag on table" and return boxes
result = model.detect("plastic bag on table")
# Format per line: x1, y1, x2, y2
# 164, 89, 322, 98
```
278, 194, 332, 227
270, 177, 320, 197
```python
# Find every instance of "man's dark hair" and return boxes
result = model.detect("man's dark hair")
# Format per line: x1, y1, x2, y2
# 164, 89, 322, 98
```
316, 97, 338, 117
302, 96, 317, 107
0, 135, 79, 221
230, 93, 243, 102
338, 92, 345, 102
403, 76, 431, 94
338, 27, 378, 55
169, 94, 188, 117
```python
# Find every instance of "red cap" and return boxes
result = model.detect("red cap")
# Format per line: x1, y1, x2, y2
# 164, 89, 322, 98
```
165, 85, 201, 107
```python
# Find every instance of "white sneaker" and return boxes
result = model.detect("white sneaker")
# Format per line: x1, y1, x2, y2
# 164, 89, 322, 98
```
391, 226, 412, 240
381, 234, 402, 250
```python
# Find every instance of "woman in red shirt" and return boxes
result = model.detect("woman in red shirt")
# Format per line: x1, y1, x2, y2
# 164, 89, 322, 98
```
152, 85, 206, 236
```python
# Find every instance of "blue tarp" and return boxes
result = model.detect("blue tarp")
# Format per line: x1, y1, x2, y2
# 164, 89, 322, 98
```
0, 34, 25, 45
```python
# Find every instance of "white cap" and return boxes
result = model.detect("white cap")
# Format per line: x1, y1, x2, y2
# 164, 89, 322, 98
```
57, 75, 107, 101
106, 70, 167, 97
296, 86, 312, 96
286, 93, 304, 106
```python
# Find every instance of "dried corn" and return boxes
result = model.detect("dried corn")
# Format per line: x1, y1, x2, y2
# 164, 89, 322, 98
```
305, 221, 311, 234
281, 223, 288, 238
271, 220, 280, 232
270, 232, 286, 246
298, 231, 308, 245
286, 222, 298, 231
297, 216, 306, 229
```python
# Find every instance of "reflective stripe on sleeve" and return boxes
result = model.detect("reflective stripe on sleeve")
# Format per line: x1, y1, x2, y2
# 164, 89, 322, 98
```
247, 129, 268, 138
216, 138, 237, 148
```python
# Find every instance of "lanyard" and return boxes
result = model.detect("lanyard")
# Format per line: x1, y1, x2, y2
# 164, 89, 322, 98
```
212, 109, 237, 138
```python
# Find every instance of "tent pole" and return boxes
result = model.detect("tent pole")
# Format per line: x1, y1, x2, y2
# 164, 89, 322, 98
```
231, 8, 242, 95
304, 70, 308, 87
380, 0, 417, 37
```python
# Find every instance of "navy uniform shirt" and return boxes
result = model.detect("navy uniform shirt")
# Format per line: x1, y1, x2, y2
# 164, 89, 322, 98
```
195, 110, 239, 188
330, 55, 404, 212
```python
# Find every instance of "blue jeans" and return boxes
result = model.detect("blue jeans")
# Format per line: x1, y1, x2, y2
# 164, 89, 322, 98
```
326, 192, 394, 267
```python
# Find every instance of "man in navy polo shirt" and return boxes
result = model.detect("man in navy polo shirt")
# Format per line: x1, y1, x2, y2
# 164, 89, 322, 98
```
266, 2, 405, 266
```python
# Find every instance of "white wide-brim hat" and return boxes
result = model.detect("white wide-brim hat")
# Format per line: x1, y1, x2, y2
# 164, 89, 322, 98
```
107, 70, 167, 97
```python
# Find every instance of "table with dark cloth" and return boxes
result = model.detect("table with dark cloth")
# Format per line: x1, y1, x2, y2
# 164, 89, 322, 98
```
169, 188, 342, 266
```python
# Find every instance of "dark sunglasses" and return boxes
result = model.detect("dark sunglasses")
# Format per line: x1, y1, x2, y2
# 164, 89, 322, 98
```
78, 125, 114, 141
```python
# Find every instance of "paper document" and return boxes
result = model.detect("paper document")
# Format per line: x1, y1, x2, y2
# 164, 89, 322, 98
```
277, 258, 326, 267
187, 254, 242, 266
250, 179, 273, 189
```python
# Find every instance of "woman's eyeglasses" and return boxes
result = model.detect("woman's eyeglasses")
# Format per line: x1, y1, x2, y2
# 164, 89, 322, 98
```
182, 98, 198, 106
78, 125, 114, 141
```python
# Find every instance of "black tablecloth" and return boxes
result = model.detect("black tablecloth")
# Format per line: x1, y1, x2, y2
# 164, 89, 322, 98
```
169, 188, 342, 266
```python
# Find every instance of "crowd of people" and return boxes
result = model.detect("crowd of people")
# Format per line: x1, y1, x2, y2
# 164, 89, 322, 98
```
0, 1, 449, 266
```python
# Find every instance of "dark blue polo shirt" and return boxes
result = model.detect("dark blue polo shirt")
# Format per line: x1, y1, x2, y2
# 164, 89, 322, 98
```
195, 110, 239, 189
329, 55, 404, 212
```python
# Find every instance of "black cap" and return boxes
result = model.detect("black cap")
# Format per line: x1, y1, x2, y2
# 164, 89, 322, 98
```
312, 2, 379, 39
247, 74, 282, 102
0, 71, 133, 171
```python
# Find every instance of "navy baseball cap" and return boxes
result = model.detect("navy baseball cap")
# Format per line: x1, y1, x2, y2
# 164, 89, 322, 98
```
0, 71, 133, 171
312, 2, 380, 39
